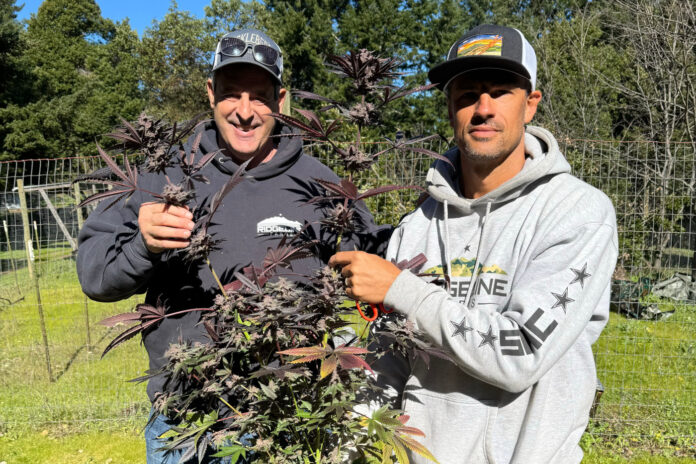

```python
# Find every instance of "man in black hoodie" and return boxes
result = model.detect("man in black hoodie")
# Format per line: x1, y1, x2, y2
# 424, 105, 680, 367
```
77, 28, 386, 463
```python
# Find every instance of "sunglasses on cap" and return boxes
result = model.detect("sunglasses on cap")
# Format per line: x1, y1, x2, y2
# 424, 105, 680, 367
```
219, 37, 281, 67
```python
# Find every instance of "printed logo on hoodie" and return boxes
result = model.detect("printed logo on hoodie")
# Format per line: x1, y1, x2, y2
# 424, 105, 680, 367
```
256, 214, 302, 237
425, 258, 510, 302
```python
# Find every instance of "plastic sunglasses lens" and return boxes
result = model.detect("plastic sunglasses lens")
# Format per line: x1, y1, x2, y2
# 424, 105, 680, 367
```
253, 45, 278, 65
220, 37, 247, 56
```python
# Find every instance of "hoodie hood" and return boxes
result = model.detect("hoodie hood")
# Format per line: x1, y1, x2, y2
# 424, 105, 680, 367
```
197, 121, 303, 181
426, 125, 570, 214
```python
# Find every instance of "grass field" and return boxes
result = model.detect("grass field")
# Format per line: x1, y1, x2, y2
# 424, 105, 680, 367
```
1, 253, 695, 462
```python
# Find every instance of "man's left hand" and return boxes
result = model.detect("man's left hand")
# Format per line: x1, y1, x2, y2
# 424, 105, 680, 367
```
328, 251, 401, 304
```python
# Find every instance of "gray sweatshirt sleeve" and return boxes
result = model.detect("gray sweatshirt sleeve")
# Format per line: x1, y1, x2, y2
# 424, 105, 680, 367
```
383, 215, 618, 394
76, 188, 158, 302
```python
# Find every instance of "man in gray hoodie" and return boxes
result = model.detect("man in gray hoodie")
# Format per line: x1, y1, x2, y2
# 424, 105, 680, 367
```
330, 24, 618, 463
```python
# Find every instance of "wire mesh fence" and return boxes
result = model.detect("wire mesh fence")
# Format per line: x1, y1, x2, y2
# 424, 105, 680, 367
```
0, 139, 694, 454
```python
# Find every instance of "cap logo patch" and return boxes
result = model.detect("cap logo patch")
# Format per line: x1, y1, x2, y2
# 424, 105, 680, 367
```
457, 34, 503, 57
231, 32, 270, 46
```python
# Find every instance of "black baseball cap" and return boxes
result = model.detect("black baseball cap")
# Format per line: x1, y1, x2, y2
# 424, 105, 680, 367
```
428, 24, 537, 92
212, 29, 283, 86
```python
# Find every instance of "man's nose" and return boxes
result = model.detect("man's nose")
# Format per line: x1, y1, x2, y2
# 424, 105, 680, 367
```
474, 93, 495, 119
235, 93, 254, 122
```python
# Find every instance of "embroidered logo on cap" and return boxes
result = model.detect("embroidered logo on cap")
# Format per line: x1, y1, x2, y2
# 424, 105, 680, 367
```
232, 32, 270, 46
457, 34, 503, 57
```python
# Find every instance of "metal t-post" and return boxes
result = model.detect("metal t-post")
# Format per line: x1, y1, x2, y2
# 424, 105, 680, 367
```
3, 220, 21, 295
74, 183, 91, 350
18, 180, 53, 381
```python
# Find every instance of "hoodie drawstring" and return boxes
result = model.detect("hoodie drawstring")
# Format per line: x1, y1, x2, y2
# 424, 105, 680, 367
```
443, 200, 451, 289
462, 201, 492, 309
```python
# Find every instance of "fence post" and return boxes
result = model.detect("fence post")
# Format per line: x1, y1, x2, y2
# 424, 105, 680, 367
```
3, 220, 21, 295
17, 180, 34, 279
74, 183, 92, 350
18, 179, 53, 381
33, 220, 41, 276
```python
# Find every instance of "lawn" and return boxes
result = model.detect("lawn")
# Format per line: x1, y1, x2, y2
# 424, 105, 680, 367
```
0, 257, 149, 436
1, 253, 695, 462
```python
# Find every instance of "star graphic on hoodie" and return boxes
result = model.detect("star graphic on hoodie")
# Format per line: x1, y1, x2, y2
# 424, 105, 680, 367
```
464, 245, 471, 253
551, 288, 575, 313
451, 317, 473, 341
477, 325, 498, 350
570, 263, 591, 288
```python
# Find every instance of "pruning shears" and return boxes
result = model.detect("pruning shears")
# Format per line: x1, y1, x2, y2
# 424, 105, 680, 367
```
356, 302, 393, 321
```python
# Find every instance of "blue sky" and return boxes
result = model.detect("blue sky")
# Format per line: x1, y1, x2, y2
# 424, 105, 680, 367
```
16, 0, 207, 35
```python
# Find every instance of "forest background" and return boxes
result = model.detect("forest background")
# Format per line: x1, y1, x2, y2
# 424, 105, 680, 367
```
1, 0, 695, 160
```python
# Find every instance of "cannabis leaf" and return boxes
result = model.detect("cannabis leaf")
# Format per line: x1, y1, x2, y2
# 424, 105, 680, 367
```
364, 407, 440, 464
278, 343, 373, 379
312, 178, 424, 203
78, 143, 144, 211
100, 303, 211, 357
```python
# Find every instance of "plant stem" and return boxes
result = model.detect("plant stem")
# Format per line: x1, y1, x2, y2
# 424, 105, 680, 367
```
206, 257, 250, 340
218, 396, 245, 418
207, 258, 228, 299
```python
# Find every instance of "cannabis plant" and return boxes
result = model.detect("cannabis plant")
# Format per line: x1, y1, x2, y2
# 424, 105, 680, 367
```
82, 50, 452, 464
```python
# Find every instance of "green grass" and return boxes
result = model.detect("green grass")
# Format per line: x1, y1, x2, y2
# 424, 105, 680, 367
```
0, 257, 149, 435
589, 297, 696, 458
1, 252, 695, 462
1, 429, 145, 463
0, 244, 73, 261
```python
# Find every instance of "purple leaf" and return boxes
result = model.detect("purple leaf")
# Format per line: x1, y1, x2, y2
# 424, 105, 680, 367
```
384, 83, 438, 103
393, 253, 427, 271
293, 108, 323, 132
314, 178, 359, 201
400, 146, 454, 168
78, 189, 134, 209
96, 143, 130, 184
357, 184, 424, 201
292, 90, 339, 105
100, 312, 142, 327
270, 113, 324, 138
194, 150, 220, 171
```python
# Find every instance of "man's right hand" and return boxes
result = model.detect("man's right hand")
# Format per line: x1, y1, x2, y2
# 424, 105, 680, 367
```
138, 202, 195, 254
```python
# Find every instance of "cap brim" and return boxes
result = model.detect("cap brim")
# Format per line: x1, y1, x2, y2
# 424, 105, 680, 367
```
428, 56, 531, 91
212, 55, 282, 86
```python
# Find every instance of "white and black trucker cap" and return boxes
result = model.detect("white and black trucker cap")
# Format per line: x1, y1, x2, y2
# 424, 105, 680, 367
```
428, 24, 537, 91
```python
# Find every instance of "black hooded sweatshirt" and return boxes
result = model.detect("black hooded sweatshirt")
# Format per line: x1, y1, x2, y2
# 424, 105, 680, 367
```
77, 121, 389, 401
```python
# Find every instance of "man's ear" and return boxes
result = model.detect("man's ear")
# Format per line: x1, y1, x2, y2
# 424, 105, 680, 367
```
206, 78, 216, 109
277, 87, 288, 113
524, 90, 542, 124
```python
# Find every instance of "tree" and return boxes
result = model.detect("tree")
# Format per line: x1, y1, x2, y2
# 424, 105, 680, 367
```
0, 0, 144, 160
598, 0, 696, 274
204, 0, 270, 39
139, 4, 213, 122
0, 0, 30, 106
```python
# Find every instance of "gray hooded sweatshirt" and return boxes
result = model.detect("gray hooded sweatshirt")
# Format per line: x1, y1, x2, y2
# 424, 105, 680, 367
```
375, 126, 618, 464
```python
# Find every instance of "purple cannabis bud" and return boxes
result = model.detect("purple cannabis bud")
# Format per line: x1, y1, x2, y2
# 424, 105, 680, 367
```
327, 49, 401, 95
348, 102, 379, 126
342, 144, 375, 172
183, 230, 220, 263
144, 144, 173, 173
161, 183, 195, 207
320, 203, 355, 232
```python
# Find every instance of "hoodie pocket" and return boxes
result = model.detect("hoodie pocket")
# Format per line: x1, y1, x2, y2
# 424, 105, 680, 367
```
402, 392, 498, 464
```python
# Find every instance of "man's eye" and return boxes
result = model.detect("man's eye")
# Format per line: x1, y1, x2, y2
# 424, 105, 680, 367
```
490, 88, 512, 98
456, 92, 478, 104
